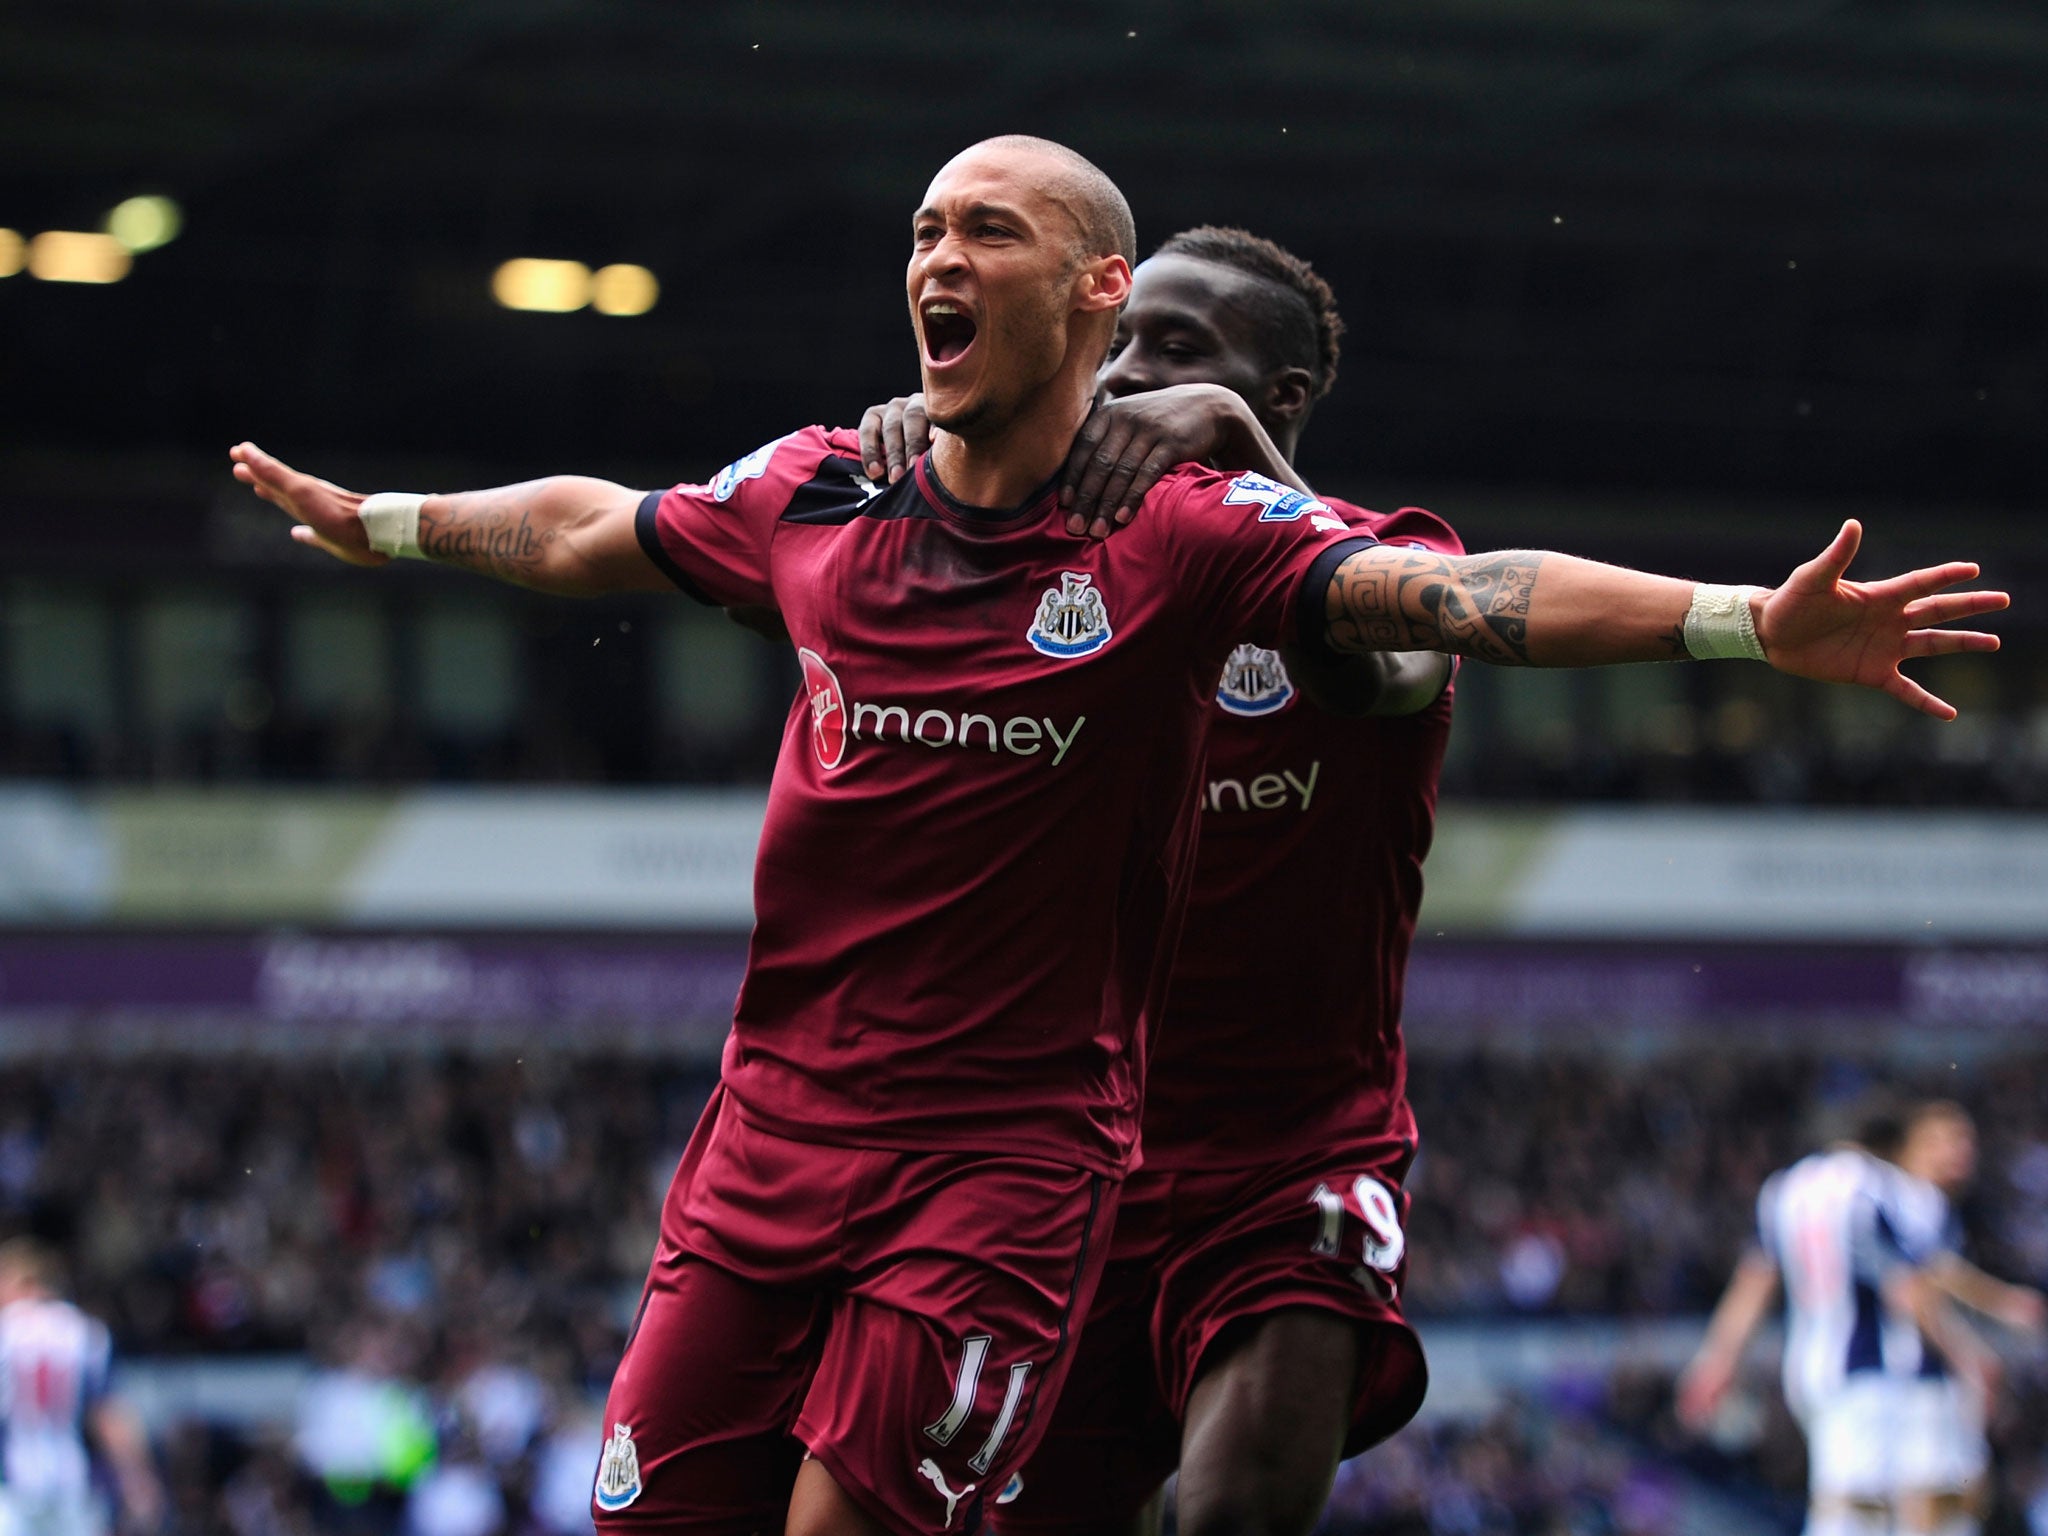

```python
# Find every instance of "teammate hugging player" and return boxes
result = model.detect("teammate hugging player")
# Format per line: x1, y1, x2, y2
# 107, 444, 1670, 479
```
861, 228, 1455, 1536
231, 134, 2004, 1536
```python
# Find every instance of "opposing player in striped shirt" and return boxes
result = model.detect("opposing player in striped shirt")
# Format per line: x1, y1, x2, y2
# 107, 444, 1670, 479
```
1883, 1101, 2045, 1536
0, 1239, 163, 1536
1680, 1124, 1995, 1536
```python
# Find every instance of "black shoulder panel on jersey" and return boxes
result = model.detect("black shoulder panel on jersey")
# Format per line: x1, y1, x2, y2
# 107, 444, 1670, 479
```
635, 490, 717, 605
781, 457, 939, 525
1296, 534, 1381, 659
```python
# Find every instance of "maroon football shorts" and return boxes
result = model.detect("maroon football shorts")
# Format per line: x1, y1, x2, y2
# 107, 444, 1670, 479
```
592, 1085, 1117, 1536
992, 1141, 1426, 1536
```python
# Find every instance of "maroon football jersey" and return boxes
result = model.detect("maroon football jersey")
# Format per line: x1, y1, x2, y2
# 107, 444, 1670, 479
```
638, 428, 1371, 1176
1139, 503, 1461, 1173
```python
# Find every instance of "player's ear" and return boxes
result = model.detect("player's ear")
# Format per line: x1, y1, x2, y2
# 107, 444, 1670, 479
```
1264, 366, 1315, 427
1075, 255, 1132, 315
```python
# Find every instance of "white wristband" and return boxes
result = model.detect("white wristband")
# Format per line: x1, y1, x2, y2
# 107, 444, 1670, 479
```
1684, 583, 1767, 661
357, 492, 428, 559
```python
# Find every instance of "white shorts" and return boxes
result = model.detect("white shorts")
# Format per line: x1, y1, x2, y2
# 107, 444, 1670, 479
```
1892, 1376, 1988, 1495
0, 1488, 107, 1536
1800, 1375, 1895, 1501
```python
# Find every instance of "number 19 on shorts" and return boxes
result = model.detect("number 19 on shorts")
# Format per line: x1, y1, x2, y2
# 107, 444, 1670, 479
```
1309, 1176, 1406, 1291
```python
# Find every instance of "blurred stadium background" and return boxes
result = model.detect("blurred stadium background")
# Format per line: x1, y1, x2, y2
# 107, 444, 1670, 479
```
4, 1, 2046, 1532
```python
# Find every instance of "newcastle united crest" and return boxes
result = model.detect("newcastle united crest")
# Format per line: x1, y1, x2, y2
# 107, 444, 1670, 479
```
594, 1422, 642, 1511
1216, 643, 1296, 717
1027, 572, 1114, 659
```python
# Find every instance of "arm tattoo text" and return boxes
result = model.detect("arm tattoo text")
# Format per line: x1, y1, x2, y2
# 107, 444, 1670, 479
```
1327, 548, 1546, 665
419, 495, 558, 582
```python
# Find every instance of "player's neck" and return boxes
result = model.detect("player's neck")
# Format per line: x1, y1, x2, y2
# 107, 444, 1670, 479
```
929, 392, 1091, 511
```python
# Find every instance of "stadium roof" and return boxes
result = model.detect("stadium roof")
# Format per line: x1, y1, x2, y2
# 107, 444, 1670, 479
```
3, 0, 2043, 521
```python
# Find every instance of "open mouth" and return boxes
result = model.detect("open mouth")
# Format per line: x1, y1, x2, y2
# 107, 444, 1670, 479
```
922, 302, 978, 366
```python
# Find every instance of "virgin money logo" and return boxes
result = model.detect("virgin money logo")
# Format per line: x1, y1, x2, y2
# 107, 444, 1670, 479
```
799, 648, 847, 769
796, 648, 1087, 771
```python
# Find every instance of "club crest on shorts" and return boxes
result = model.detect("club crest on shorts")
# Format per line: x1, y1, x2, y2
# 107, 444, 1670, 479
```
996, 1471, 1025, 1504
1216, 643, 1296, 717
798, 647, 847, 769
593, 1422, 642, 1511
1027, 572, 1113, 659
710, 435, 788, 502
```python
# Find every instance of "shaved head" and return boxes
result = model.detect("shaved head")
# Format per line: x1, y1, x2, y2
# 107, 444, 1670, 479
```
951, 135, 1135, 266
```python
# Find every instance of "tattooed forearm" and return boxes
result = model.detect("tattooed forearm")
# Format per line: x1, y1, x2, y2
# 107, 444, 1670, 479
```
1326, 548, 1546, 665
418, 490, 563, 584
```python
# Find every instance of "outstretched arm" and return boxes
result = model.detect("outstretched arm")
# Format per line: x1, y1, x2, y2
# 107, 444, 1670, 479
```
1927, 1253, 2048, 1334
229, 443, 671, 595
1319, 520, 2006, 719
1889, 1267, 2003, 1413
1676, 1250, 1779, 1429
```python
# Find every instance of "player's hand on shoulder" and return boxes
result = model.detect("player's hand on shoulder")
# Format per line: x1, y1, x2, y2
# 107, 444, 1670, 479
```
228, 442, 386, 567
1061, 382, 1249, 540
858, 394, 931, 485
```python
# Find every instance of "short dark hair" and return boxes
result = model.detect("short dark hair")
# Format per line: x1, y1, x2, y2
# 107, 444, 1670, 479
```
1155, 225, 1344, 398
1905, 1098, 1971, 1137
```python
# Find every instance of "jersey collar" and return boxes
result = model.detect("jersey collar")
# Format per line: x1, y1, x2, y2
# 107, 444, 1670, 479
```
913, 453, 1062, 528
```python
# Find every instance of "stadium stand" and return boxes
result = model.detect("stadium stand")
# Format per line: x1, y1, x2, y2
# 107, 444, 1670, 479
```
4, 1047, 2045, 1531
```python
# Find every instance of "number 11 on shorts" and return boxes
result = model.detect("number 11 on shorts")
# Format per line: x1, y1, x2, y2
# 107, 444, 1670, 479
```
1310, 1176, 1407, 1277
924, 1333, 1034, 1475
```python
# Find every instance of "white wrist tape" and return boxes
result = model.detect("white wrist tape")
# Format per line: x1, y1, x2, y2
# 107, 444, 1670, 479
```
357, 492, 428, 559
1684, 583, 1767, 661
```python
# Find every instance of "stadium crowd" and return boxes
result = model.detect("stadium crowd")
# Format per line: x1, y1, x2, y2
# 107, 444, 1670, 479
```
5, 1044, 2048, 1531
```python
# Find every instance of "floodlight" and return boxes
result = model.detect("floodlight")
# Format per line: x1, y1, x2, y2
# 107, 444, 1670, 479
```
27, 232, 131, 284
592, 264, 659, 316
106, 195, 183, 253
492, 258, 592, 313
